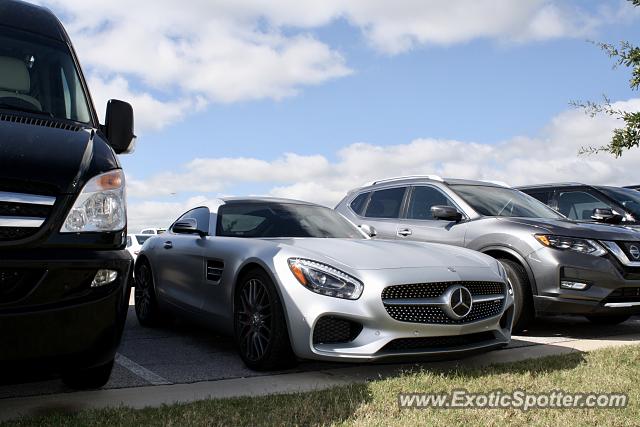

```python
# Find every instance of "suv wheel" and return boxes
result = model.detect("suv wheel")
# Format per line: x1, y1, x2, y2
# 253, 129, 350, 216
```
586, 315, 630, 325
62, 360, 114, 389
499, 259, 535, 333
234, 269, 296, 371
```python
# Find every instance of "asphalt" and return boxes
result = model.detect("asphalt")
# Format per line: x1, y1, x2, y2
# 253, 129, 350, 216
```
1, 297, 639, 421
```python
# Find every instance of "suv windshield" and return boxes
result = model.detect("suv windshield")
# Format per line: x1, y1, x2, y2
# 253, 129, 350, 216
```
451, 185, 565, 219
0, 27, 91, 124
599, 187, 640, 219
217, 203, 364, 238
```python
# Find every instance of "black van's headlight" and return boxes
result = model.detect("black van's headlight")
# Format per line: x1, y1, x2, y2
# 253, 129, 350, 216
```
61, 170, 126, 233
288, 258, 363, 300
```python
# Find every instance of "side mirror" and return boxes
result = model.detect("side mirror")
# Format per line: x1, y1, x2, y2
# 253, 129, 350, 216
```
431, 205, 463, 222
104, 99, 136, 154
173, 218, 207, 236
591, 208, 624, 224
359, 224, 377, 238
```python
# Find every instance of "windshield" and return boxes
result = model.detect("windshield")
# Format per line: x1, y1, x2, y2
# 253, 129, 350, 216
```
451, 185, 565, 219
599, 187, 640, 219
0, 27, 91, 124
217, 203, 364, 238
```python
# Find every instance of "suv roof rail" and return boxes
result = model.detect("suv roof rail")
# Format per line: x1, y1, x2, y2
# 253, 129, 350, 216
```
482, 180, 511, 188
362, 175, 444, 187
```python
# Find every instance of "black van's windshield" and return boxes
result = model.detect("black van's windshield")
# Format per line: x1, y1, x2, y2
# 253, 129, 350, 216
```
0, 27, 91, 124
451, 185, 565, 219
599, 187, 640, 219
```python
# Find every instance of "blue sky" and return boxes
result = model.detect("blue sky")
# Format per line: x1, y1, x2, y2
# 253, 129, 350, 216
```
39, 0, 640, 230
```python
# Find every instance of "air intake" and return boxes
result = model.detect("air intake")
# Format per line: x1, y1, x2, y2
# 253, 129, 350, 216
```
206, 260, 224, 282
0, 113, 82, 132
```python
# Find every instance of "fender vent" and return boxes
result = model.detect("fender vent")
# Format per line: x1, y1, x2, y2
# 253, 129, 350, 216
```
206, 260, 224, 282
0, 113, 82, 132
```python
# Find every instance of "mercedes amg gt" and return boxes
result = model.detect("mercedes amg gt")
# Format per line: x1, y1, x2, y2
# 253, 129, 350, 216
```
134, 198, 514, 370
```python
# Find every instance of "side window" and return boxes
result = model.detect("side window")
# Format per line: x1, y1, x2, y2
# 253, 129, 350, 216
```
173, 207, 210, 232
349, 192, 370, 215
557, 191, 615, 220
126, 236, 132, 247
526, 190, 553, 206
364, 187, 406, 219
407, 186, 455, 220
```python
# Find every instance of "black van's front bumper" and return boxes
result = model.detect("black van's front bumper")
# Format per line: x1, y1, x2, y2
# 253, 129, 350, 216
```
0, 248, 132, 375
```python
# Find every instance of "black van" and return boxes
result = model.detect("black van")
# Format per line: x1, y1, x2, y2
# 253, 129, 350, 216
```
1, 0, 135, 388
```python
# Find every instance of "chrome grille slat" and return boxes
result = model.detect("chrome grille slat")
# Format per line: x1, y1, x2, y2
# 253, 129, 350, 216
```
0, 191, 56, 206
0, 216, 45, 227
0, 191, 56, 242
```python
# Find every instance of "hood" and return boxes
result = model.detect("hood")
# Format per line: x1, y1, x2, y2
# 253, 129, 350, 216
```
496, 217, 640, 241
273, 238, 495, 270
0, 119, 115, 194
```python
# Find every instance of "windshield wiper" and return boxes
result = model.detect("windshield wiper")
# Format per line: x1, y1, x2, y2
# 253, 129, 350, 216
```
0, 103, 54, 118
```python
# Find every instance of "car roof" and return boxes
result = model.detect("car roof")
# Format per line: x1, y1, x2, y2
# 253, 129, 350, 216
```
352, 175, 509, 192
0, 0, 67, 42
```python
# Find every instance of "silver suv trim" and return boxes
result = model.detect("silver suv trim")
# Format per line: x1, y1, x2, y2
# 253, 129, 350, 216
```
601, 241, 640, 267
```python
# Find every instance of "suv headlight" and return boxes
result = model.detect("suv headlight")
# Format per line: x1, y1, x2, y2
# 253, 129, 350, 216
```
61, 170, 126, 233
288, 258, 363, 300
535, 234, 606, 257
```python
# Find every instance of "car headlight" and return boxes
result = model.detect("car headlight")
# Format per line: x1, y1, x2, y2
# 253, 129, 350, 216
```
535, 234, 606, 257
288, 258, 363, 300
61, 170, 126, 233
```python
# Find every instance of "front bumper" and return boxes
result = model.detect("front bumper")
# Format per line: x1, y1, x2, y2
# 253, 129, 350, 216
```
527, 247, 640, 316
272, 263, 513, 362
0, 248, 132, 374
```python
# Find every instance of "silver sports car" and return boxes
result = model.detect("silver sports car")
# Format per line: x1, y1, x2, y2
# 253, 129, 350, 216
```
134, 198, 514, 370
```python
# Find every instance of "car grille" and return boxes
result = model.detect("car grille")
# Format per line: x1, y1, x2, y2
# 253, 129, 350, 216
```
380, 332, 495, 353
313, 316, 363, 345
603, 287, 640, 304
0, 192, 55, 242
0, 269, 45, 304
382, 281, 506, 325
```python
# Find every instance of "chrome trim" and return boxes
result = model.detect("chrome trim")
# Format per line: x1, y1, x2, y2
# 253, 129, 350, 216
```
0, 216, 45, 227
0, 191, 55, 206
604, 302, 640, 308
601, 241, 640, 267
383, 294, 504, 306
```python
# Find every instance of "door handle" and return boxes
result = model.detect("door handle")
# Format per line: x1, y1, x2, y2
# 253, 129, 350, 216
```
397, 228, 412, 237
163, 241, 173, 249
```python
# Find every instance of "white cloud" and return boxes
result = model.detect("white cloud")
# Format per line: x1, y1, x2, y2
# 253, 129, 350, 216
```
126, 98, 640, 229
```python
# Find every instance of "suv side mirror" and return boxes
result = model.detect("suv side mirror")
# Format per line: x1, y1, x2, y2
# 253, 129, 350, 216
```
104, 99, 136, 154
359, 224, 377, 238
591, 208, 624, 224
173, 218, 207, 236
431, 205, 463, 222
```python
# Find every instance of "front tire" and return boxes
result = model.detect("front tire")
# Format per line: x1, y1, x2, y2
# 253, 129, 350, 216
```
62, 360, 114, 389
586, 315, 630, 325
234, 269, 295, 371
135, 260, 162, 327
499, 259, 535, 333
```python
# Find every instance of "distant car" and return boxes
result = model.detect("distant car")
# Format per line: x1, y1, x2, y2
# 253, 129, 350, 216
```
518, 183, 640, 228
126, 234, 152, 261
135, 197, 513, 370
140, 228, 166, 235
336, 176, 640, 332
625, 185, 640, 191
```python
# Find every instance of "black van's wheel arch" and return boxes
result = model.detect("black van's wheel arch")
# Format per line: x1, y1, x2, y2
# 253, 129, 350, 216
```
62, 360, 114, 389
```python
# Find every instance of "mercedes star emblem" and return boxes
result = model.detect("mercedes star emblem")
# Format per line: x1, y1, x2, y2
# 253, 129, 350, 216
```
443, 285, 473, 319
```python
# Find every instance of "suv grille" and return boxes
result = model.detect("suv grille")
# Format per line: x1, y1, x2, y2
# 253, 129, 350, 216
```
382, 281, 505, 325
0, 192, 56, 242
603, 287, 640, 304
380, 332, 495, 353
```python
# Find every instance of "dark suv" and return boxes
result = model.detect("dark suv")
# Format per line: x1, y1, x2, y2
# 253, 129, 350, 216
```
336, 176, 640, 332
1, 0, 135, 388
519, 183, 640, 228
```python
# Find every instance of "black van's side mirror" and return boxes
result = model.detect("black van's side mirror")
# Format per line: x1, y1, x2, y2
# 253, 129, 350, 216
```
431, 205, 463, 222
591, 208, 624, 224
104, 99, 136, 154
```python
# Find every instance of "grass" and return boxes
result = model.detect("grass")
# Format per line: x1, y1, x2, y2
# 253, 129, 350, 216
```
3, 345, 640, 427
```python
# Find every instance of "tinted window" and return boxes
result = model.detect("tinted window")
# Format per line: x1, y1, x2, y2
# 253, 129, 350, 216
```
598, 187, 640, 218
349, 192, 369, 215
407, 186, 454, 220
217, 203, 363, 238
557, 190, 616, 220
525, 190, 553, 206
451, 185, 563, 219
364, 187, 406, 219
135, 235, 152, 245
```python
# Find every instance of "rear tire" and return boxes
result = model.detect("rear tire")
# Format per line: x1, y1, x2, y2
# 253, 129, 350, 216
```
234, 268, 296, 371
499, 259, 535, 333
62, 360, 114, 389
135, 260, 162, 327
586, 315, 630, 325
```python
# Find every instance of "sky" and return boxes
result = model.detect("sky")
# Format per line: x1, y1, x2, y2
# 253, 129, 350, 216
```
34, 0, 640, 232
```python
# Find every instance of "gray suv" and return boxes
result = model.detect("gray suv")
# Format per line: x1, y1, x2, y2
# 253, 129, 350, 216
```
336, 176, 640, 332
